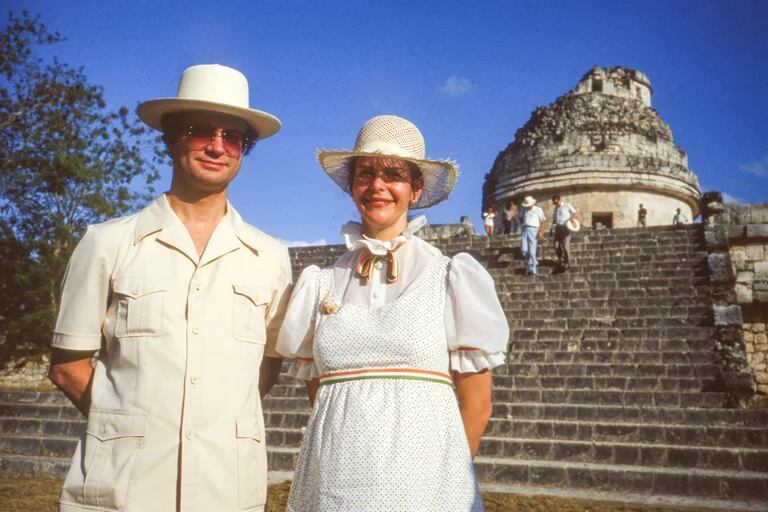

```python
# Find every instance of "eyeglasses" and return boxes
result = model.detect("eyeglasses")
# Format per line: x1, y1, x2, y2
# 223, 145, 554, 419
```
181, 124, 248, 156
352, 166, 412, 184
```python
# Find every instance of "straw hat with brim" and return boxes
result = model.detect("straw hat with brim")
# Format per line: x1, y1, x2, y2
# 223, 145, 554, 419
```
137, 64, 281, 140
521, 196, 536, 208
566, 218, 581, 232
317, 115, 458, 209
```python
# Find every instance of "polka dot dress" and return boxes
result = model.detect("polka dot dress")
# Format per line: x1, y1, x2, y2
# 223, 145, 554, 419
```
286, 255, 484, 512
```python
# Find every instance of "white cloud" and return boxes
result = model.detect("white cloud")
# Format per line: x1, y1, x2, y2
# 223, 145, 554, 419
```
740, 156, 768, 177
721, 192, 744, 205
281, 238, 328, 247
439, 76, 473, 96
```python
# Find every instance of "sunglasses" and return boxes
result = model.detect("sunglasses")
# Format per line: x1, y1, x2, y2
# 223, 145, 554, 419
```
353, 167, 412, 184
181, 124, 248, 156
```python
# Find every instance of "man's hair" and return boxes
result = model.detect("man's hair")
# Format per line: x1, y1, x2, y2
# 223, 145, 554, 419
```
552, 194, 561, 202
160, 112, 258, 155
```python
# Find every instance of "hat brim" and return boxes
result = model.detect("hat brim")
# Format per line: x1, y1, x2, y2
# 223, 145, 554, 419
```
316, 149, 458, 209
522, 200, 536, 207
566, 219, 581, 232
137, 98, 281, 140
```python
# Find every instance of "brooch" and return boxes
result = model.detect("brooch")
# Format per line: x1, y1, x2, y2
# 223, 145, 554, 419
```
319, 299, 340, 315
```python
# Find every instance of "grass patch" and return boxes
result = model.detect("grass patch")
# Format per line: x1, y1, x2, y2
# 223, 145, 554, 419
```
0, 477, 724, 512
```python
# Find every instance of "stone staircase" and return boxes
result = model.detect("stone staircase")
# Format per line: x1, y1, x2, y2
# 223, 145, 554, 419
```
1, 225, 767, 509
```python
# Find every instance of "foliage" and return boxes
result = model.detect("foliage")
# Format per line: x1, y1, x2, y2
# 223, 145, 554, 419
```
0, 11, 163, 364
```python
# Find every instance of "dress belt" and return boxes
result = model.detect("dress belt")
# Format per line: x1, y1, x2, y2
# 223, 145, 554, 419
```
318, 368, 453, 387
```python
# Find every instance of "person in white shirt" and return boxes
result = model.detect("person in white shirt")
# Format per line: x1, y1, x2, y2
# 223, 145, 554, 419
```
519, 196, 545, 276
551, 194, 578, 270
276, 115, 508, 511
672, 208, 689, 226
482, 206, 496, 236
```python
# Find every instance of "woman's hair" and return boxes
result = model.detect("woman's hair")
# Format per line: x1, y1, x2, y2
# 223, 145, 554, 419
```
346, 156, 423, 193
160, 112, 258, 155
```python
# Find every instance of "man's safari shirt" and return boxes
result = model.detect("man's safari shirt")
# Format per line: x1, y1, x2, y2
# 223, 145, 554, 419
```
53, 195, 291, 512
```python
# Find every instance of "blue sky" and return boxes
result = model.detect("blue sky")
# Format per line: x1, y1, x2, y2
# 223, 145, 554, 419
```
6, 0, 768, 245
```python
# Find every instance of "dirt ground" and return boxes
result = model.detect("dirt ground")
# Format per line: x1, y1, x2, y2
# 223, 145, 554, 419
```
0, 476, 728, 512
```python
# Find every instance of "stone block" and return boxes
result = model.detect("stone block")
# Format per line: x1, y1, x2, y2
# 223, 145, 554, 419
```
735, 284, 753, 304
736, 271, 754, 284
705, 228, 729, 248
754, 323, 766, 333
744, 331, 754, 342
757, 333, 768, 344
713, 305, 743, 326
727, 225, 746, 239
753, 352, 765, 364
746, 224, 768, 238
755, 372, 768, 385
745, 245, 765, 261
755, 261, 768, 280
708, 253, 734, 283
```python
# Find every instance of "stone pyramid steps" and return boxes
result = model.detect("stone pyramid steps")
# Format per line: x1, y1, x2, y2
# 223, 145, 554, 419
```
1, 224, 766, 507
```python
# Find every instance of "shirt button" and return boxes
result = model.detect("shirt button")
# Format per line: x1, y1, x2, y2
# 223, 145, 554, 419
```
374, 261, 383, 270
131, 288, 139, 296
190, 376, 198, 385
372, 291, 381, 299
194, 282, 201, 292
191, 327, 200, 335
185, 431, 193, 440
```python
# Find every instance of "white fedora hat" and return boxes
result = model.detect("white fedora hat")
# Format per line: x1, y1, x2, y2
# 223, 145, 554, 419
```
566, 218, 581, 232
137, 64, 281, 140
317, 115, 458, 209
521, 196, 536, 207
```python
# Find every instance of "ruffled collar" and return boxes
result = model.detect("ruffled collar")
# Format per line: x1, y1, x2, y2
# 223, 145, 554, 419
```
341, 216, 427, 256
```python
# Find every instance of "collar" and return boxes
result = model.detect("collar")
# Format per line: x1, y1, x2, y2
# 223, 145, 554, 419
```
134, 194, 262, 254
341, 215, 427, 256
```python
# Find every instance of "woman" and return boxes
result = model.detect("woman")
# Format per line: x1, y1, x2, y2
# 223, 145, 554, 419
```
482, 206, 496, 236
276, 115, 508, 511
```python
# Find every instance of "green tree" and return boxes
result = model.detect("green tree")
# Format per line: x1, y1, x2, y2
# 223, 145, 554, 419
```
0, 11, 163, 365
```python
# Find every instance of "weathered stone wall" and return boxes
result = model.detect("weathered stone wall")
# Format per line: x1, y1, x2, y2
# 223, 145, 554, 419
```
744, 321, 768, 399
702, 194, 768, 401
723, 202, 768, 400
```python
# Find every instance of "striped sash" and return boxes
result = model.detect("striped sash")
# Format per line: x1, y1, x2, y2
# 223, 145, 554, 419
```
318, 368, 453, 387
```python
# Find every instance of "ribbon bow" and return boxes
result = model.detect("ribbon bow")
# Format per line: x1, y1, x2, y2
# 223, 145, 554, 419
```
354, 246, 402, 284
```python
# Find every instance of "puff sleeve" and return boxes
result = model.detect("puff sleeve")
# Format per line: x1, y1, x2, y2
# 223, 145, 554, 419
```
445, 253, 509, 373
276, 265, 320, 380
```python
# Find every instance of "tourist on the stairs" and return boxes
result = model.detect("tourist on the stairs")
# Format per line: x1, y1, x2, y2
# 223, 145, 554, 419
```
672, 207, 689, 225
483, 205, 496, 236
502, 200, 518, 234
519, 196, 546, 276
551, 194, 578, 270
276, 115, 509, 512
637, 203, 648, 227
47, 65, 290, 512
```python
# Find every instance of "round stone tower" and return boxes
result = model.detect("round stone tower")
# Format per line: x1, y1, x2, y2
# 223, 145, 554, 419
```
484, 66, 701, 228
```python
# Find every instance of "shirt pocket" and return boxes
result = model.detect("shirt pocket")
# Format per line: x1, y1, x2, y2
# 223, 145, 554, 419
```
83, 410, 147, 510
232, 284, 271, 344
113, 276, 167, 338
235, 416, 267, 510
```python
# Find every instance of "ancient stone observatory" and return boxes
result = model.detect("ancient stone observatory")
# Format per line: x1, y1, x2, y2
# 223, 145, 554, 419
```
484, 66, 701, 228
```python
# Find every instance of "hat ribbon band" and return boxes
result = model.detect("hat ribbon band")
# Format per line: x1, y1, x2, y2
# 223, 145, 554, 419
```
357, 141, 415, 159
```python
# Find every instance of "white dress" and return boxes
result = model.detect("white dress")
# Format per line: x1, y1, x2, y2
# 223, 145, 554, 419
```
276, 217, 509, 512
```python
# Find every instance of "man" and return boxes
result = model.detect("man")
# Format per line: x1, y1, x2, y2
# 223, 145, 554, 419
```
48, 64, 290, 512
519, 196, 545, 276
637, 203, 648, 227
502, 200, 517, 235
551, 194, 578, 270
672, 207, 689, 226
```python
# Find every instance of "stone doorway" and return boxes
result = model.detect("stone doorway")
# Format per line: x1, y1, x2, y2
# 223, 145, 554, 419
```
592, 212, 614, 229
